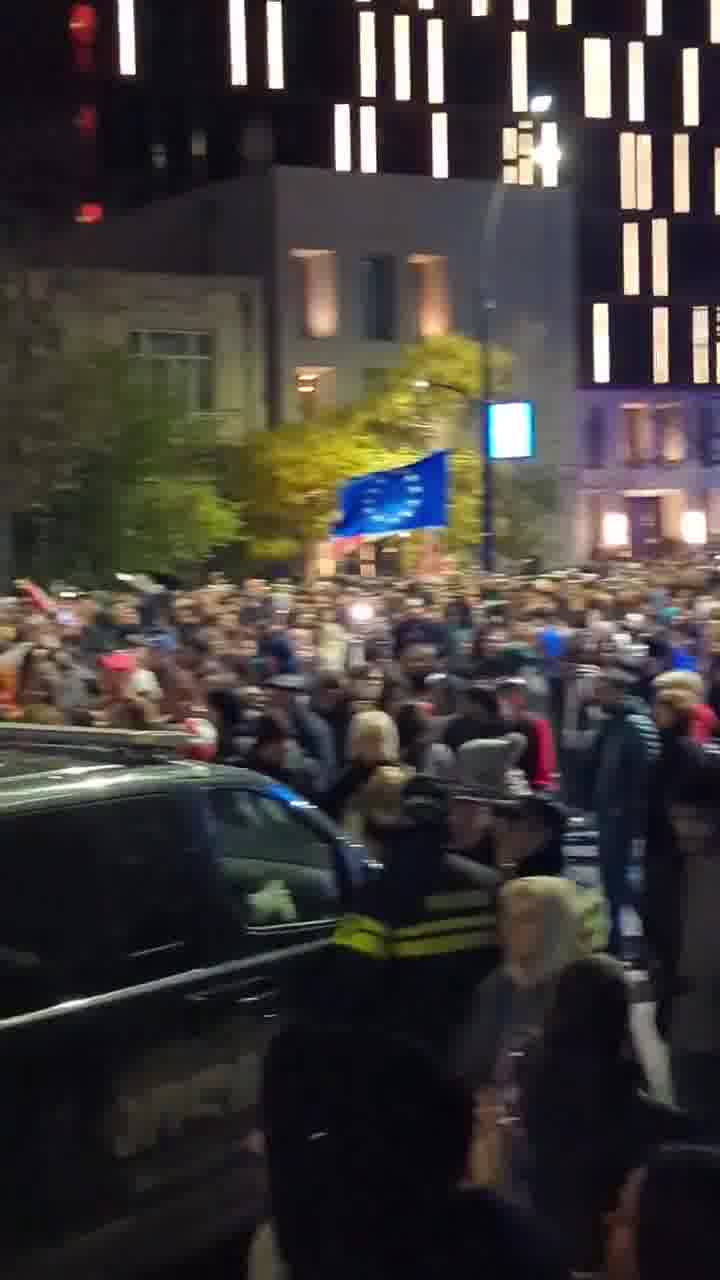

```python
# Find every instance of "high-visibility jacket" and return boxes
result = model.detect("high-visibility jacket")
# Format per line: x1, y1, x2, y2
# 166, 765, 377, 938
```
333, 850, 501, 1054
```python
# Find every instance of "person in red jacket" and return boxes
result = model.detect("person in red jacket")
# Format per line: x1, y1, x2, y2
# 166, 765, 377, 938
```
498, 678, 558, 790
654, 671, 718, 744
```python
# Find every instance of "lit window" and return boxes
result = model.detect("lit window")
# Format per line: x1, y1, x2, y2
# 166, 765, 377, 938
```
623, 405, 654, 464
334, 104, 352, 172
712, 0, 720, 43
715, 148, 720, 215
556, 0, 572, 23
623, 223, 640, 296
646, 0, 662, 36
511, 30, 528, 113
653, 307, 670, 385
620, 133, 637, 210
117, 0, 137, 76
503, 127, 518, 161
418, 0, 434, 8
409, 255, 450, 337
359, 10, 376, 98
431, 112, 449, 179
228, 0, 248, 86
290, 250, 338, 339
637, 133, 653, 210
584, 38, 612, 119
359, 105, 377, 173
682, 48, 700, 127
427, 19, 444, 104
628, 42, 645, 123
652, 218, 669, 296
673, 134, 691, 212
394, 15, 412, 101
693, 306, 710, 383
538, 121, 560, 187
514, 0, 529, 19
472, 0, 490, 13
266, 1, 284, 90
593, 303, 610, 384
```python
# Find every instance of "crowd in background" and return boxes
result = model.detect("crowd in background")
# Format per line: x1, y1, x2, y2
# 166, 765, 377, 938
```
3, 564, 720, 1276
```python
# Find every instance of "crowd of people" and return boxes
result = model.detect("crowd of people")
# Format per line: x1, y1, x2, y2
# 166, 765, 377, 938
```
2, 564, 720, 1276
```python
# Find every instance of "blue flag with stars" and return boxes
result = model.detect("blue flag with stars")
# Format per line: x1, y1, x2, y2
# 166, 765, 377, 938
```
333, 451, 449, 538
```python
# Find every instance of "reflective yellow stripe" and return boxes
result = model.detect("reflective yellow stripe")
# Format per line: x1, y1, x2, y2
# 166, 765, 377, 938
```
425, 890, 494, 911
334, 915, 388, 958
392, 931, 495, 958
393, 914, 497, 940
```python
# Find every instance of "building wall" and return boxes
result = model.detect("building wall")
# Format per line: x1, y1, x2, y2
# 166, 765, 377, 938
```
38, 268, 265, 439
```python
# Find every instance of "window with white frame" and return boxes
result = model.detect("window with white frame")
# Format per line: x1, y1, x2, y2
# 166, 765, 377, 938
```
627, 43, 645, 123
619, 133, 653, 211
129, 331, 214, 411
682, 48, 700, 127
584, 38, 612, 119
674, 134, 691, 212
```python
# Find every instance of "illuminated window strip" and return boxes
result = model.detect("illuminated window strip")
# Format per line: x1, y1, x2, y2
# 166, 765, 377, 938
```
117, 0, 137, 76
619, 133, 637, 210
637, 133, 653, 211
712, 0, 720, 43
673, 134, 691, 212
682, 48, 700, 127
511, 30, 528, 113
593, 304, 611, 384
646, 0, 662, 36
418, 0, 434, 8
472, 0, 490, 13
628, 43, 645, 123
432, 112, 449, 179
427, 18, 444, 104
538, 121, 560, 187
266, 0, 284, 90
693, 306, 710, 384
556, 0, 572, 24
715, 148, 720, 214
514, 0, 529, 19
652, 218, 669, 296
359, 105, 377, 173
394, 15, 412, 101
623, 223, 640, 296
228, 0, 248, 86
359, 9, 376, 99
584, 37, 612, 119
334, 104, 352, 172
503, 128, 518, 161
653, 307, 670, 385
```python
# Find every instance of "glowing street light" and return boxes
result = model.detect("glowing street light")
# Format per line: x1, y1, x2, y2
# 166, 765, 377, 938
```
529, 93, 554, 114
682, 510, 708, 547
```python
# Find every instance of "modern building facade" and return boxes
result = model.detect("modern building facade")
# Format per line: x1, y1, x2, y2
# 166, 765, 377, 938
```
11, 2, 720, 555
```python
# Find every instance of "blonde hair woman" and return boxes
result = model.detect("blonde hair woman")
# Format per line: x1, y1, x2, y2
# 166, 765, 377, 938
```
326, 710, 413, 849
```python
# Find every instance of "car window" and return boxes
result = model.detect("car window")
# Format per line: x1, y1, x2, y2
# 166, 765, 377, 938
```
209, 789, 340, 929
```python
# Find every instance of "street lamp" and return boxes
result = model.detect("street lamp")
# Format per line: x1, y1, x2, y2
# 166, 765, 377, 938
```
529, 93, 554, 114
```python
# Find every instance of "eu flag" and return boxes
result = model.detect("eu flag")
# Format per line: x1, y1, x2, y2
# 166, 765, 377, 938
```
333, 451, 449, 538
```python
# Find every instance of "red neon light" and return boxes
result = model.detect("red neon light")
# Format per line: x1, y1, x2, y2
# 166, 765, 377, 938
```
75, 105, 98, 138
75, 202, 104, 225
69, 3, 97, 46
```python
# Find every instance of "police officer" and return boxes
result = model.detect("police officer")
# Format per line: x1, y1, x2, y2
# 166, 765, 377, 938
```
332, 777, 501, 1056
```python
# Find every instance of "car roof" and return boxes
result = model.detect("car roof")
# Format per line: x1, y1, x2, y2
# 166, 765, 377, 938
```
0, 757, 275, 816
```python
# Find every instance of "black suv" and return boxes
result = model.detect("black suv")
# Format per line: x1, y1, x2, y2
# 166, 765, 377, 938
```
0, 728, 366, 1278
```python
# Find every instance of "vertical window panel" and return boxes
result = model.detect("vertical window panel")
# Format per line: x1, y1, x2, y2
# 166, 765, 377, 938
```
652, 218, 669, 296
472, 0, 490, 13
334, 104, 352, 172
514, 0, 529, 19
682, 48, 700, 127
693, 306, 710, 384
673, 134, 691, 212
623, 223, 640, 296
511, 31, 528, 113
427, 19, 444, 104
715, 149, 720, 214
556, 0, 572, 24
117, 0, 137, 76
503, 128, 518, 160
637, 134, 653, 210
418, 0, 434, 8
584, 38, 612, 119
394, 15, 412, 101
538, 121, 560, 187
620, 133, 637, 210
712, 0, 720, 43
593, 304, 611, 384
359, 105, 377, 173
266, 1, 285, 90
646, 0, 662, 36
228, 0, 248, 86
628, 43, 645, 123
431, 112, 449, 179
653, 308, 670, 385
359, 10, 376, 99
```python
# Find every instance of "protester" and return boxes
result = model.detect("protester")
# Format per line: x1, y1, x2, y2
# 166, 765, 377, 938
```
498, 676, 558, 790
443, 682, 507, 753
267, 674, 336, 789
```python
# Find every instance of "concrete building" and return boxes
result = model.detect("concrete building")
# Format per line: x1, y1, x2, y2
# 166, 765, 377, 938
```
55, 166, 577, 558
